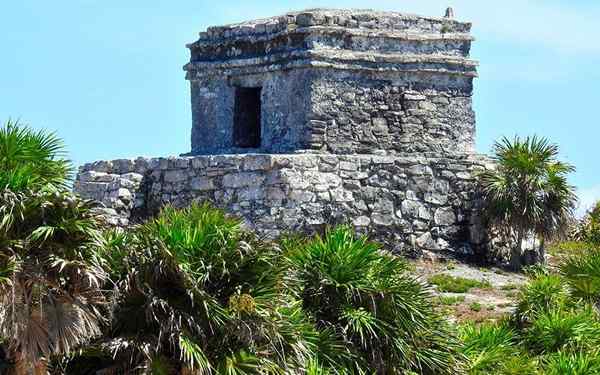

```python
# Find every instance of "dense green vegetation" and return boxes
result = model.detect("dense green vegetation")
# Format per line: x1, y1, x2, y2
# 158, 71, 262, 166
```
460, 245, 600, 374
1, 121, 599, 374
53, 211, 460, 373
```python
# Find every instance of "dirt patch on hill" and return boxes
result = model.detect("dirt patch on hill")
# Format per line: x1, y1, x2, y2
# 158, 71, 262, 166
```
412, 259, 528, 323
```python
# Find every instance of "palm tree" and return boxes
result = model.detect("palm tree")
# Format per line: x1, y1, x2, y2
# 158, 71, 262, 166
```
0, 121, 106, 374
0, 188, 107, 374
479, 136, 577, 270
0, 120, 71, 191
282, 226, 461, 374
80, 203, 318, 374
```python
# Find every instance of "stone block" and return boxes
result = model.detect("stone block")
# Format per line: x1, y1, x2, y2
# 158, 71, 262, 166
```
164, 170, 188, 183
424, 192, 448, 205
122, 173, 144, 183
222, 172, 265, 188
296, 12, 325, 26
434, 208, 456, 226
289, 190, 315, 203
238, 187, 265, 201
369, 196, 394, 213
191, 177, 215, 191
330, 189, 354, 202
266, 187, 286, 203
372, 213, 394, 226
120, 178, 137, 189
416, 232, 436, 249
191, 157, 209, 169
78, 171, 113, 183
243, 155, 272, 171
401, 199, 423, 218
353, 216, 371, 227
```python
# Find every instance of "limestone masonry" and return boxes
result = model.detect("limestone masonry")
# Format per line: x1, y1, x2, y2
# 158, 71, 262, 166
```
75, 8, 493, 257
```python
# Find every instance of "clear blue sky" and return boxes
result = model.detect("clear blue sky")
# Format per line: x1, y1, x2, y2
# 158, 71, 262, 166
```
2, 1, 599, 213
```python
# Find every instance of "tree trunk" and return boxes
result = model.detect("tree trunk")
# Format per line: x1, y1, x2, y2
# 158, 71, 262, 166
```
12, 356, 30, 375
538, 237, 546, 265
33, 360, 48, 375
510, 228, 524, 271
10, 353, 48, 375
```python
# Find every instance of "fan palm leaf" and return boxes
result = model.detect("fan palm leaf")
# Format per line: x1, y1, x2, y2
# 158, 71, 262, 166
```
81, 203, 314, 373
0, 120, 72, 191
282, 225, 461, 374
0, 188, 107, 373
479, 136, 577, 269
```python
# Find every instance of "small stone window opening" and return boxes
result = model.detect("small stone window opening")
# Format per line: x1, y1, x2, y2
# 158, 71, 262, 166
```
233, 87, 262, 148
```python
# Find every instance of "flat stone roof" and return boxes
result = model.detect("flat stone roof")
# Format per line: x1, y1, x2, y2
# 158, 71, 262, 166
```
188, 8, 472, 47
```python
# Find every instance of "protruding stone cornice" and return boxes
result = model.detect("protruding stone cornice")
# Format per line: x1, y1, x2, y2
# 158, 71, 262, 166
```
187, 28, 474, 49
184, 50, 478, 78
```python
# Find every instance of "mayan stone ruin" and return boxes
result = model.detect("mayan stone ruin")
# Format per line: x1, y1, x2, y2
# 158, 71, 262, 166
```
74, 8, 494, 257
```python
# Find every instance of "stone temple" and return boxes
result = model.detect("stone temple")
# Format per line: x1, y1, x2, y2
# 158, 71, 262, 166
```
75, 9, 493, 257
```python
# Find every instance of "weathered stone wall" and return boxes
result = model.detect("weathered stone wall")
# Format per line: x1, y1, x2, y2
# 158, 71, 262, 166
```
75, 153, 492, 256
189, 67, 475, 156
308, 71, 475, 154
190, 69, 312, 155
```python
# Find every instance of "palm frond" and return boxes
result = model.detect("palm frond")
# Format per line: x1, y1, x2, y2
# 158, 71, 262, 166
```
0, 119, 72, 191
179, 334, 212, 374
283, 225, 460, 373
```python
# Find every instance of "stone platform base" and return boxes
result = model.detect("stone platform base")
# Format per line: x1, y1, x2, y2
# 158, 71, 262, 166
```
74, 153, 492, 257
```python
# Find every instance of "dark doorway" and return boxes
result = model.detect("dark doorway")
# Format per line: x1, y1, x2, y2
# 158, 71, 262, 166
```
233, 87, 262, 148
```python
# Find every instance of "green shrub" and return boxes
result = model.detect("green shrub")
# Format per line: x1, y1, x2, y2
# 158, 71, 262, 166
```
523, 263, 550, 278
459, 322, 535, 374
560, 245, 600, 302
456, 240, 600, 374
283, 225, 461, 374
498, 355, 538, 375
543, 350, 600, 375
469, 302, 482, 312
83, 203, 311, 373
548, 241, 593, 257
478, 136, 577, 270
0, 188, 107, 372
305, 359, 333, 375
429, 274, 492, 293
514, 274, 571, 324
438, 295, 466, 306
572, 201, 600, 245
523, 307, 600, 353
